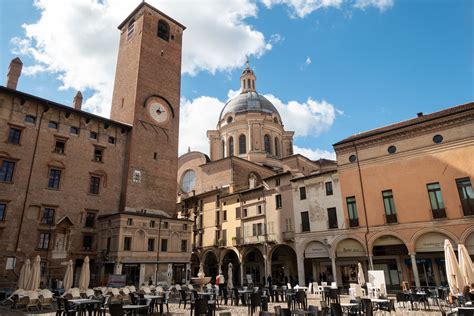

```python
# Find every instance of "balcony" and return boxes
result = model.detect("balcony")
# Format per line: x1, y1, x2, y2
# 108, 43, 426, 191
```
349, 218, 359, 228
432, 208, 446, 219
214, 239, 227, 247
385, 213, 398, 224
283, 231, 294, 241
232, 234, 275, 246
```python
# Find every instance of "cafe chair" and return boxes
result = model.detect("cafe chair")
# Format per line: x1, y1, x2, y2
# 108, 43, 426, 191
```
250, 292, 261, 315
280, 308, 291, 316
361, 298, 374, 316
192, 298, 208, 316
331, 303, 343, 316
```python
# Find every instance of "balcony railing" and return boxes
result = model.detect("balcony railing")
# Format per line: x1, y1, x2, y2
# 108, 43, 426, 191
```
214, 239, 227, 247
349, 218, 359, 227
432, 208, 446, 219
232, 234, 276, 246
386, 213, 398, 224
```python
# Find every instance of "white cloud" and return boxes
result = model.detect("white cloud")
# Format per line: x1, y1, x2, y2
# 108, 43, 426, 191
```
261, 0, 393, 18
11, 0, 270, 117
294, 145, 336, 160
264, 94, 342, 137
305, 56, 312, 65
179, 90, 341, 156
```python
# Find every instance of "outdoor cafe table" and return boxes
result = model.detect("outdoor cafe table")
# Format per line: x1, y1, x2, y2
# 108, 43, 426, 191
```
68, 299, 101, 316
123, 304, 149, 315
238, 289, 253, 305
371, 298, 389, 310
341, 303, 359, 315
144, 294, 164, 314
291, 310, 314, 315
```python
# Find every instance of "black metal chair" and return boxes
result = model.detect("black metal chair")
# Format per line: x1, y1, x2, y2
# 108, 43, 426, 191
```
295, 290, 307, 310
329, 288, 339, 304
192, 298, 208, 316
379, 298, 396, 313
109, 303, 125, 316
361, 298, 373, 316
308, 305, 319, 316
274, 305, 281, 315
250, 293, 262, 315
232, 288, 240, 306
331, 303, 343, 316
280, 308, 291, 316
179, 289, 188, 308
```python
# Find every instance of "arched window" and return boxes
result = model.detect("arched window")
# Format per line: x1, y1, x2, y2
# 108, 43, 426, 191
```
239, 134, 246, 154
274, 137, 279, 157
157, 19, 170, 41
228, 137, 234, 156
221, 140, 225, 158
264, 134, 271, 154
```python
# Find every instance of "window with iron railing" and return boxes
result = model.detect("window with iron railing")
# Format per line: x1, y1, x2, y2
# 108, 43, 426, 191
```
346, 196, 359, 227
427, 183, 446, 219
382, 190, 398, 223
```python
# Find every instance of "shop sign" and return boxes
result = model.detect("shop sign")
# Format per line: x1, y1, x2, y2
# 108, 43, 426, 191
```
415, 233, 452, 252
336, 239, 365, 257
107, 274, 126, 287
305, 242, 329, 258
373, 235, 404, 246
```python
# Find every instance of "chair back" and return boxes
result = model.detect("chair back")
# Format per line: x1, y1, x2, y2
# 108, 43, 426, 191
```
287, 283, 292, 289
175, 284, 182, 291
307, 282, 312, 293
274, 305, 281, 315
280, 308, 291, 316
321, 282, 327, 286
331, 282, 337, 288
194, 298, 208, 315
250, 292, 261, 306
361, 298, 373, 316
109, 303, 125, 316
308, 305, 318, 316
331, 303, 343, 316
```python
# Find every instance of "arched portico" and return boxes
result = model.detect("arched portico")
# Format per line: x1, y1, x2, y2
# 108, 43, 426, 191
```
221, 249, 241, 287
270, 244, 297, 286
242, 247, 265, 285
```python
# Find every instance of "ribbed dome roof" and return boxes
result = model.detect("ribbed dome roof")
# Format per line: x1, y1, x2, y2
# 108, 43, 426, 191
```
219, 91, 280, 122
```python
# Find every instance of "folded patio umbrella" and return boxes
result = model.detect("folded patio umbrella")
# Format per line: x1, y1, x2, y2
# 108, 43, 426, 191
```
78, 256, 90, 292
63, 260, 73, 291
458, 244, 474, 286
358, 262, 365, 286
444, 240, 464, 295
26, 255, 41, 291
227, 263, 233, 290
17, 259, 31, 290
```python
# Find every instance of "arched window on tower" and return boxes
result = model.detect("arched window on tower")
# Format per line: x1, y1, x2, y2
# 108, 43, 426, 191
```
274, 137, 279, 157
239, 134, 246, 154
157, 19, 170, 41
228, 137, 234, 157
221, 140, 225, 158
264, 134, 271, 155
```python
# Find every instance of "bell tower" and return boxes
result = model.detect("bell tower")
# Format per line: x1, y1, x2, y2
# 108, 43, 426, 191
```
110, 2, 186, 214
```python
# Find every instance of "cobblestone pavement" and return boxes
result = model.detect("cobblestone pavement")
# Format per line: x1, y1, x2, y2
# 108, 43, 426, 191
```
0, 296, 451, 315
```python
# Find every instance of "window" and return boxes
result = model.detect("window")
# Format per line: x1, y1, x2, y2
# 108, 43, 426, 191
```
163, 221, 169, 229
328, 207, 338, 229
40, 261, 46, 276
427, 183, 446, 219
106, 237, 111, 253
85, 212, 95, 228
124, 237, 132, 251
54, 139, 66, 154
221, 140, 225, 158
41, 208, 55, 225
90, 131, 97, 139
83, 235, 93, 250
93, 147, 103, 162
108, 136, 116, 144
47, 168, 61, 189
382, 190, 397, 223
127, 218, 133, 226
274, 137, 279, 157
216, 194, 220, 207
275, 194, 282, 209
433, 134, 443, 144
239, 134, 246, 154
89, 176, 100, 195
157, 19, 170, 41
257, 205, 262, 214
7, 128, 21, 144
25, 115, 36, 123
349, 155, 357, 163
264, 134, 271, 154
48, 121, 58, 129
0, 160, 15, 182
216, 211, 220, 225
252, 223, 263, 236
325, 182, 333, 196
236, 207, 241, 219
223, 210, 227, 221
161, 239, 168, 252
299, 187, 307, 200
456, 178, 474, 216
387, 146, 397, 154
228, 137, 234, 156
285, 218, 292, 232
346, 196, 359, 227
181, 240, 187, 252
70, 126, 79, 135
275, 178, 280, 186
150, 220, 155, 228
243, 208, 248, 217
148, 239, 155, 251
301, 211, 310, 232
37, 233, 50, 249
0, 203, 5, 221
183, 223, 188, 231
227, 116, 233, 124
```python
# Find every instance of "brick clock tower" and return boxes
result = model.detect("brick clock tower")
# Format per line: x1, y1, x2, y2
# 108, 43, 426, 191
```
110, 2, 185, 215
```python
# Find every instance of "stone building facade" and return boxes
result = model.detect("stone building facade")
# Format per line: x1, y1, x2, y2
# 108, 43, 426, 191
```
295, 102, 474, 291
0, 2, 191, 288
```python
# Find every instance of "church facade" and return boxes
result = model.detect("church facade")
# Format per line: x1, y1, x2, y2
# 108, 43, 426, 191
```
0, 2, 191, 288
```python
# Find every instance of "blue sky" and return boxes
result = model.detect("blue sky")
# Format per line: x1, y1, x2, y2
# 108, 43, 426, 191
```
0, 0, 472, 158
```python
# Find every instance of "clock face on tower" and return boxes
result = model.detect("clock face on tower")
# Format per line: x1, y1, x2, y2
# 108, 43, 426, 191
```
145, 97, 172, 125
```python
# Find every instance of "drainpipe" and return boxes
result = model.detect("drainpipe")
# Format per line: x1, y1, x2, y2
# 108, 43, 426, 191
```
353, 142, 373, 270
15, 103, 47, 252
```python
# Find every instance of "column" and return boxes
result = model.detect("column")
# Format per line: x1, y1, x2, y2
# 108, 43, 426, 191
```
331, 257, 337, 286
296, 248, 305, 286
312, 261, 318, 281
410, 253, 421, 288
240, 262, 244, 286
139, 263, 146, 286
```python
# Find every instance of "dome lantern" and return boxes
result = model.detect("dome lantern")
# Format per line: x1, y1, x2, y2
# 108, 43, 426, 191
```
240, 57, 256, 94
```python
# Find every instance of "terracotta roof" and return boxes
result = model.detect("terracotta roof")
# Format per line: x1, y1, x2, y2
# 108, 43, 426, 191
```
333, 102, 474, 146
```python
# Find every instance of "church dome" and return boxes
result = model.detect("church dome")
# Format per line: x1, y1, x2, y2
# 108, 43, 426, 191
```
218, 91, 280, 122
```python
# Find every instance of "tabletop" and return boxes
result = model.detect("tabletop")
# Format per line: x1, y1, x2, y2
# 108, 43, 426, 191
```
341, 303, 359, 307
291, 310, 314, 315
371, 299, 389, 303
144, 295, 163, 299
69, 299, 101, 304
123, 304, 149, 309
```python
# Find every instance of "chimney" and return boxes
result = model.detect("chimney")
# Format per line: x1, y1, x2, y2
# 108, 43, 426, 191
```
6, 57, 23, 90
73, 91, 83, 110
417, 112, 423, 117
